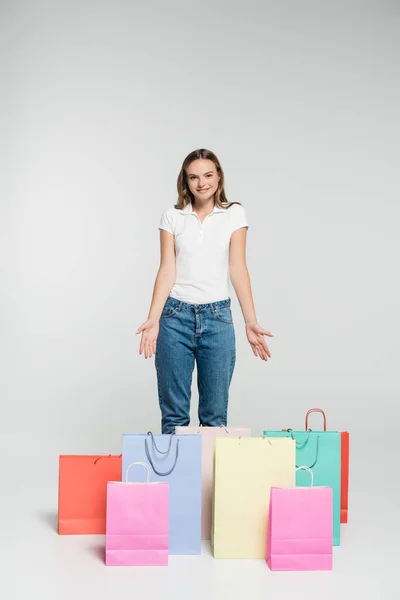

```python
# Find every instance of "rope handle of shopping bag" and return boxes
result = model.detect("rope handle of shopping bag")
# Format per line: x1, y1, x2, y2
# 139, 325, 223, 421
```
284, 408, 326, 447
145, 435, 180, 476
295, 436, 320, 469
93, 454, 122, 464
286, 429, 310, 448
195, 424, 229, 434
305, 408, 327, 431
147, 431, 176, 454
295, 466, 314, 486
125, 461, 151, 483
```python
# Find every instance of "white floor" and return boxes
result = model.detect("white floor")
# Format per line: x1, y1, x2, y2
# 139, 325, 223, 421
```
2, 435, 397, 600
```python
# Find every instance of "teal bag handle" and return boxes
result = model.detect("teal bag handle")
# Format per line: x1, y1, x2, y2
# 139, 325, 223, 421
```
286, 429, 310, 448
295, 435, 320, 468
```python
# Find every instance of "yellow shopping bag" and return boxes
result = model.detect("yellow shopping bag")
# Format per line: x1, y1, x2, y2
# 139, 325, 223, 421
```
211, 437, 295, 559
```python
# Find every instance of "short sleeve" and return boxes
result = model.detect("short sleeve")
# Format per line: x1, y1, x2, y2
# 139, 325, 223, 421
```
158, 208, 175, 234
229, 204, 249, 234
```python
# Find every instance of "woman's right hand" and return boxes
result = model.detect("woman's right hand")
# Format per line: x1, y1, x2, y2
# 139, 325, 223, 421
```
136, 319, 160, 359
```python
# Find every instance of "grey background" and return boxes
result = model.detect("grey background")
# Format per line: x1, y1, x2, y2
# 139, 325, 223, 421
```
1, 1, 399, 598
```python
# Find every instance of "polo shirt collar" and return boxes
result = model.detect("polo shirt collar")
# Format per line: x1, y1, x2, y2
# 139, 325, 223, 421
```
179, 203, 226, 215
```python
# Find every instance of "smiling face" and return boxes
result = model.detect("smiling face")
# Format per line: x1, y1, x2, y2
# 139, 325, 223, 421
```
185, 159, 221, 204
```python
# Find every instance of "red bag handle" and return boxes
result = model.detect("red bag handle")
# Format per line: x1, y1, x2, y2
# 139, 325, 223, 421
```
305, 408, 327, 431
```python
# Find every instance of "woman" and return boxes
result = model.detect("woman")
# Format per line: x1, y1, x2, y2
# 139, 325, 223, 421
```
137, 149, 273, 434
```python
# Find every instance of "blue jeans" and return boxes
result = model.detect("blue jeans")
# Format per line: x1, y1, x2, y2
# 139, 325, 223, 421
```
155, 296, 236, 434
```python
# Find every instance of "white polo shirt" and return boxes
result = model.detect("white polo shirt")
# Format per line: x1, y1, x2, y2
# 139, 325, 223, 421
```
158, 202, 248, 304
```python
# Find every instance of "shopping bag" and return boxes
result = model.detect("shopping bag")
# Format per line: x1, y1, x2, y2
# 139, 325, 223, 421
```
106, 461, 168, 566
264, 416, 341, 546
212, 437, 295, 559
304, 409, 350, 523
340, 429, 350, 523
266, 466, 333, 571
122, 432, 201, 555
175, 425, 251, 540
58, 454, 122, 534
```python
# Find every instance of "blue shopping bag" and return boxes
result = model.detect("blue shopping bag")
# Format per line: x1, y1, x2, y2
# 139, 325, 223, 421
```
122, 432, 202, 555
263, 428, 341, 546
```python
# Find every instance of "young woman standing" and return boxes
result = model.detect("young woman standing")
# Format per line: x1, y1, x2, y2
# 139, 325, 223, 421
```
137, 149, 273, 434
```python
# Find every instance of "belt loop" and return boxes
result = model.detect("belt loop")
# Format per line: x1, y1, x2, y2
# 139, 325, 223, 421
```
178, 301, 183, 312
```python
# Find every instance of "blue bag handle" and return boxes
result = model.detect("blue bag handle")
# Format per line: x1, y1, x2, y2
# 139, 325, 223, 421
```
146, 431, 175, 454
144, 432, 179, 476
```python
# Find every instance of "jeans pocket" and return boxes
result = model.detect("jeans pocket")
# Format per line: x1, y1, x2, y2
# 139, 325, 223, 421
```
213, 306, 233, 324
160, 302, 178, 319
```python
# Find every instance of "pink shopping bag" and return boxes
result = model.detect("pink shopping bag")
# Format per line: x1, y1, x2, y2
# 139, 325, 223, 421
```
106, 462, 169, 566
266, 467, 333, 571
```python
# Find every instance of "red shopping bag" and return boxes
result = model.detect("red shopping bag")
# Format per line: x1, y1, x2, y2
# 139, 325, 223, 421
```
305, 409, 349, 523
58, 454, 122, 534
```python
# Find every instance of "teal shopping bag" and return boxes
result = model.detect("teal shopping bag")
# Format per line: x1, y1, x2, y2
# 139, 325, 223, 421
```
263, 428, 341, 546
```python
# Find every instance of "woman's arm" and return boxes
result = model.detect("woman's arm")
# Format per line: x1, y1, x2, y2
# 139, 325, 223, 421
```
136, 230, 176, 358
148, 231, 176, 320
229, 227, 274, 361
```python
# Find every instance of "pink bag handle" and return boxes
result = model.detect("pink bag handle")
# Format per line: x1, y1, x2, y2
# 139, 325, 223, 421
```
125, 461, 151, 483
195, 425, 229, 434
295, 466, 314, 486
305, 408, 327, 431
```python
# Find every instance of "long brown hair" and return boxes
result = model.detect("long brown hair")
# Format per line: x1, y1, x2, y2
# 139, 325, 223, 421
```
175, 149, 239, 210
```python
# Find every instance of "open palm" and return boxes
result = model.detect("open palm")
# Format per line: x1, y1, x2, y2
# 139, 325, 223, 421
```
136, 319, 160, 359
246, 323, 274, 361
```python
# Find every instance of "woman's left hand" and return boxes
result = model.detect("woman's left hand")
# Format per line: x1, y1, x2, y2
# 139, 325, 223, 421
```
245, 323, 274, 361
